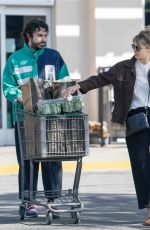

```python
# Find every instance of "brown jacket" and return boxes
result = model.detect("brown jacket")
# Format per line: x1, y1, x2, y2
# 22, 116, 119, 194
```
78, 56, 149, 124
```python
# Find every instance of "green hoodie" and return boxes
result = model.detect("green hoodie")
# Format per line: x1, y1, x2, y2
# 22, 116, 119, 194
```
3, 43, 69, 122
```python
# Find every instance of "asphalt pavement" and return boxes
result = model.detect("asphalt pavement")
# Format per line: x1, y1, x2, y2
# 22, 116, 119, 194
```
0, 143, 148, 229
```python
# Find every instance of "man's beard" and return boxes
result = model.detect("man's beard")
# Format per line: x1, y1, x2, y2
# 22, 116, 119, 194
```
31, 42, 46, 50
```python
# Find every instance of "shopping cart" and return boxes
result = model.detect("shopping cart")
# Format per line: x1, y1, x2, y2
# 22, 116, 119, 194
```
15, 101, 89, 224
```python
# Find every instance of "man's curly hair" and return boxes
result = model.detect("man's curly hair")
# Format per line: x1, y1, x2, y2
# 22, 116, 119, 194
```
22, 18, 49, 42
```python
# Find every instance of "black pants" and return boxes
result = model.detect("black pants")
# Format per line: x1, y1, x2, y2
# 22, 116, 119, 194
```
15, 122, 62, 199
126, 107, 150, 209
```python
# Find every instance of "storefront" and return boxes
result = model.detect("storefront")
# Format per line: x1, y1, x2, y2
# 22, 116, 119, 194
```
0, 0, 144, 145
0, 0, 55, 145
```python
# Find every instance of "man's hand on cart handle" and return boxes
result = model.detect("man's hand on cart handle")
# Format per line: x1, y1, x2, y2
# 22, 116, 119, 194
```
17, 95, 23, 103
64, 84, 80, 98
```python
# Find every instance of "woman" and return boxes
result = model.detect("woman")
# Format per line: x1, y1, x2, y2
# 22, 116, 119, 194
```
64, 29, 150, 225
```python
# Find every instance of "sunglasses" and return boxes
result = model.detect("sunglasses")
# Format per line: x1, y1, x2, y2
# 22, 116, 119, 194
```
131, 44, 141, 51
131, 44, 147, 52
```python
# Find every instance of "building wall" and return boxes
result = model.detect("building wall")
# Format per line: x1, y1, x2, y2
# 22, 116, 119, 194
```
95, 0, 144, 68
54, 0, 97, 121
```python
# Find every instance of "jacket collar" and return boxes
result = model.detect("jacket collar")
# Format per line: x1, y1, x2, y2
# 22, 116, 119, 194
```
125, 56, 136, 74
23, 42, 44, 59
125, 56, 136, 67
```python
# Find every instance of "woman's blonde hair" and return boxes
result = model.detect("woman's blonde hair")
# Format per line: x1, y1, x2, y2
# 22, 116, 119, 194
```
133, 28, 150, 48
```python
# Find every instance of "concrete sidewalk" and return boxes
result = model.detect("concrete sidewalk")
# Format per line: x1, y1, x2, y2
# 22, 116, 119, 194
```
0, 143, 131, 174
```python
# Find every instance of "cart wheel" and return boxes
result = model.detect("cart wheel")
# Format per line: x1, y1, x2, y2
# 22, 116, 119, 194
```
46, 212, 53, 225
73, 212, 80, 224
71, 206, 75, 218
71, 206, 80, 218
19, 205, 25, 220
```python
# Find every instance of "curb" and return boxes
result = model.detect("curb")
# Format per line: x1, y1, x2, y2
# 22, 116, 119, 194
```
0, 160, 131, 174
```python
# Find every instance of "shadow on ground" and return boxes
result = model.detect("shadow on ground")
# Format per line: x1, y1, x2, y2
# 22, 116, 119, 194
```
0, 192, 147, 229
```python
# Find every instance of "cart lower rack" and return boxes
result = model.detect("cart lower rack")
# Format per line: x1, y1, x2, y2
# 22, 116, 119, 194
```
16, 107, 89, 224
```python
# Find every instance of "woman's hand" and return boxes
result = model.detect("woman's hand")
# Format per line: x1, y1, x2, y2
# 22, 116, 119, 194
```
64, 84, 81, 98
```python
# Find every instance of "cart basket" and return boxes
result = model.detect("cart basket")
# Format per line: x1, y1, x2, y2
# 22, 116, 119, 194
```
17, 109, 89, 160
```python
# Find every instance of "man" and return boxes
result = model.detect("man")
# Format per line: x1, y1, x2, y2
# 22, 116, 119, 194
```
3, 18, 69, 218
